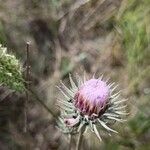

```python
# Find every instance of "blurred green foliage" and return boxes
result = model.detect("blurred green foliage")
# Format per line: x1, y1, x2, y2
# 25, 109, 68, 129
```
112, 0, 150, 149
0, 44, 24, 91
120, 0, 150, 79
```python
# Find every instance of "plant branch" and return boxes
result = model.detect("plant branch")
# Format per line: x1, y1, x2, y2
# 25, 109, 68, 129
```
23, 42, 30, 133
23, 42, 57, 120
28, 88, 57, 119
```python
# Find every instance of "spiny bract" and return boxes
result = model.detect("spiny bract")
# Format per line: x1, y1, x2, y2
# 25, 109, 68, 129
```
57, 74, 127, 141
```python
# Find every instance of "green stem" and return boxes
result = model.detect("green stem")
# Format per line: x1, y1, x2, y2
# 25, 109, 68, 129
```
76, 125, 86, 150
68, 134, 73, 150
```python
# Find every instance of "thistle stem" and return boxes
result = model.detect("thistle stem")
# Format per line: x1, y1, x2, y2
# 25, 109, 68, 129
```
68, 134, 73, 150
76, 125, 86, 150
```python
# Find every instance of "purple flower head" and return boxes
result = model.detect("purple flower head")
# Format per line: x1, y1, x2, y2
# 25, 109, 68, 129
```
74, 79, 109, 117
57, 74, 127, 141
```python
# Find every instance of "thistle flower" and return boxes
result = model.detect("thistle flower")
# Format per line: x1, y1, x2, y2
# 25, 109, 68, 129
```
57, 74, 127, 141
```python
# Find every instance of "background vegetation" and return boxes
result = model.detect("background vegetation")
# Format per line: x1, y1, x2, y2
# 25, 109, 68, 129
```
0, 0, 149, 149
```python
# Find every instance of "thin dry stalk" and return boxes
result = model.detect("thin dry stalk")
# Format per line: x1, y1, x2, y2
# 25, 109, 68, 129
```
23, 42, 30, 133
